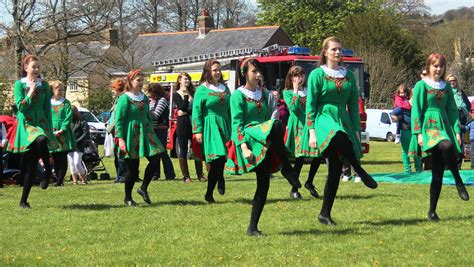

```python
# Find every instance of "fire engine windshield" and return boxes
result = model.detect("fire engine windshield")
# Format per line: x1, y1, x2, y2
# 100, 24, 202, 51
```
295, 60, 365, 99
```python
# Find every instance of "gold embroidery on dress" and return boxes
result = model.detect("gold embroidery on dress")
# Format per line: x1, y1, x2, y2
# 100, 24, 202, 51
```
324, 76, 348, 94
426, 89, 446, 105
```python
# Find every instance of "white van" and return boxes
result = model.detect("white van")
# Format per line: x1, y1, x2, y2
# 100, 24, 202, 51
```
78, 107, 107, 144
366, 109, 398, 142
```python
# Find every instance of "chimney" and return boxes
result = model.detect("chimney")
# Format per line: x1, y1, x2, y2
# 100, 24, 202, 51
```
197, 9, 214, 39
104, 27, 119, 47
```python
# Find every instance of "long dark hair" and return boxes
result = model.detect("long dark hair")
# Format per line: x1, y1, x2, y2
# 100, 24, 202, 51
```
71, 105, 81, 123
147, 83, 167, 100
239, 58, 263, 84
284, 65, 306, 90
318, 36, 343, 67
199, 58, 224, 85
174, 72, 195, 97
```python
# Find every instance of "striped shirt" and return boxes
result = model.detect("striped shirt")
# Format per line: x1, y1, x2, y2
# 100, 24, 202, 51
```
149, 97, 169, 128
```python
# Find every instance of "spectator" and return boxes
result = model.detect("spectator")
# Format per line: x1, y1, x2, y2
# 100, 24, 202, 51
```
68, 105, 90, 185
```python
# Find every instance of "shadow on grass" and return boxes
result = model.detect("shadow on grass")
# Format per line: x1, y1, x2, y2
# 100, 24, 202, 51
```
358, 214, 474, 226
62, 203, 123, 210
280, 227, 365, 236
156, 200, 210, 206
234, 197, 315, 205
337, 194, 399, 200
362, 160, 402, 165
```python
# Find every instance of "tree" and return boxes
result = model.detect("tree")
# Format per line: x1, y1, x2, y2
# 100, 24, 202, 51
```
423, 18, 474, 94
256, 0, 381, 51
339, 11, 423, 106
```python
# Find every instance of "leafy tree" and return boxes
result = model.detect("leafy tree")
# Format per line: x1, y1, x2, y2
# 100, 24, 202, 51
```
339, 11, 423, 106
256, 0, 381, 51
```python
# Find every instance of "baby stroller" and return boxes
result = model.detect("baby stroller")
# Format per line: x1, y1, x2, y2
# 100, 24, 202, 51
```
82, 139, 110, 180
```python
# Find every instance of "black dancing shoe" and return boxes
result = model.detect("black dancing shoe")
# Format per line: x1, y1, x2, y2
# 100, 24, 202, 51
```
290, 191, 302, 200
427, 211, 440, 221
204, 194, 216, 203
318, 214, 336, 226
456, 183, 470, 201
246, 228, 264, 237
137, 188, 151, 204
304, 182, 319, 198
124, 199, 137, 207
358, 171, 378, 189
19, 202, 31, 209
281, 168, 302, 189
217, 179, 225, 195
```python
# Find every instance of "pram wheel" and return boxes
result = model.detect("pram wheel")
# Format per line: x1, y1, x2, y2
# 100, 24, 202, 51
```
88, 172, 98, 180
100, 173, 110, 180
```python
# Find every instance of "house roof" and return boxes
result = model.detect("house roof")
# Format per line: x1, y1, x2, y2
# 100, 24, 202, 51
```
67, 42, 111, 79
125, 26, 294, 69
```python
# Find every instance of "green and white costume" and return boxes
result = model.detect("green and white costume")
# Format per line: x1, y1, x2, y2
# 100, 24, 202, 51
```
114, 92, 165, 159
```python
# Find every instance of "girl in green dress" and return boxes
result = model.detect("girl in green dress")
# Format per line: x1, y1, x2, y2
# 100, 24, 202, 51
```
9, 55, 57, 208
49, 81, 75, 186
193, 59, 231, 203
115, 69, 166, 206
225, 59, 301, 236
283, 66, 320, 200
408, 53, 469, 221
305, 37, 377, 225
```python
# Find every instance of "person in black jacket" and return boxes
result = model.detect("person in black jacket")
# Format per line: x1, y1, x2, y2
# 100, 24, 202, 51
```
447, 74, 472, 166
148, 83, 175, 180
68, 105, 90, 184
172, 72, 206, 183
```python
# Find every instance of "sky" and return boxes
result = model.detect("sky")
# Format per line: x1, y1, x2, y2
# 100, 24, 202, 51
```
424, 0, 473, 15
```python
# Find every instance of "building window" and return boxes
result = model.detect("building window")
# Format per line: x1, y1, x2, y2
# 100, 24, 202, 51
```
69, 81, 78, 92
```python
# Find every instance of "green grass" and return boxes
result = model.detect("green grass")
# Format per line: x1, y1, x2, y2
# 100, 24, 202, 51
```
0, 141, 473, 265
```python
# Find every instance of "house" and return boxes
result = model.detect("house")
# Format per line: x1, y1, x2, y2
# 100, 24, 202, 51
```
1, 28, 124, 113
124, 11, 294, 74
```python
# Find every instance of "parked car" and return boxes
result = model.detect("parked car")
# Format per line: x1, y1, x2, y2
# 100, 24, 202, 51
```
366, 109, 398, 142
78, 107, 107, 144
97, 111, 111, 123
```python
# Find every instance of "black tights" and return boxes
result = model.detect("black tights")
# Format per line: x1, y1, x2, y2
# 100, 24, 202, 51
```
247, 121, 293, 232
320, 132, 369, 218
52, 152, 68, 185
429, 140, 464, 214
124, 155, 161, 201
248, 156, 271, 232
292, 157, 320, 192
205, 157, 226, 198
20, 136, 52, 204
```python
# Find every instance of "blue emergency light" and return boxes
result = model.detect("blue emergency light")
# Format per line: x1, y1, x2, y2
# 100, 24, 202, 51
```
287, 46, 311, 55
341, 48, 353, 57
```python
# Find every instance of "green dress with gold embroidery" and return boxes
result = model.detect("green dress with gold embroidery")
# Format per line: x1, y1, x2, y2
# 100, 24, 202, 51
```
225, 88, 279, 175
283, 90, 319, 158
8, 78, 58, 153
192, 83, 231, 162
114, 93, 165, 159
301, 67, 362, 159
50, 98, 76, 152
408, 79, 460, 158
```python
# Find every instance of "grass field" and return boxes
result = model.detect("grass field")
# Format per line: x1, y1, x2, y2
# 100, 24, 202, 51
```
0, 141, 473, 265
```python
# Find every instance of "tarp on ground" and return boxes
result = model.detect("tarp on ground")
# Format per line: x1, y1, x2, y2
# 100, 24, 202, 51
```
373, 170, 474, 185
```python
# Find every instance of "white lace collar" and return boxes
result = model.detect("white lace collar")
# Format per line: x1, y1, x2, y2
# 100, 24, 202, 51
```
125, 92, 145, 101
321, 65, 347, 78
423, 78, 446, 90
238, 86, 262, 101
206, 83, 226, 92
51, 98, 65, 105
297, 88, 307, 97
21, 77, 43, 87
